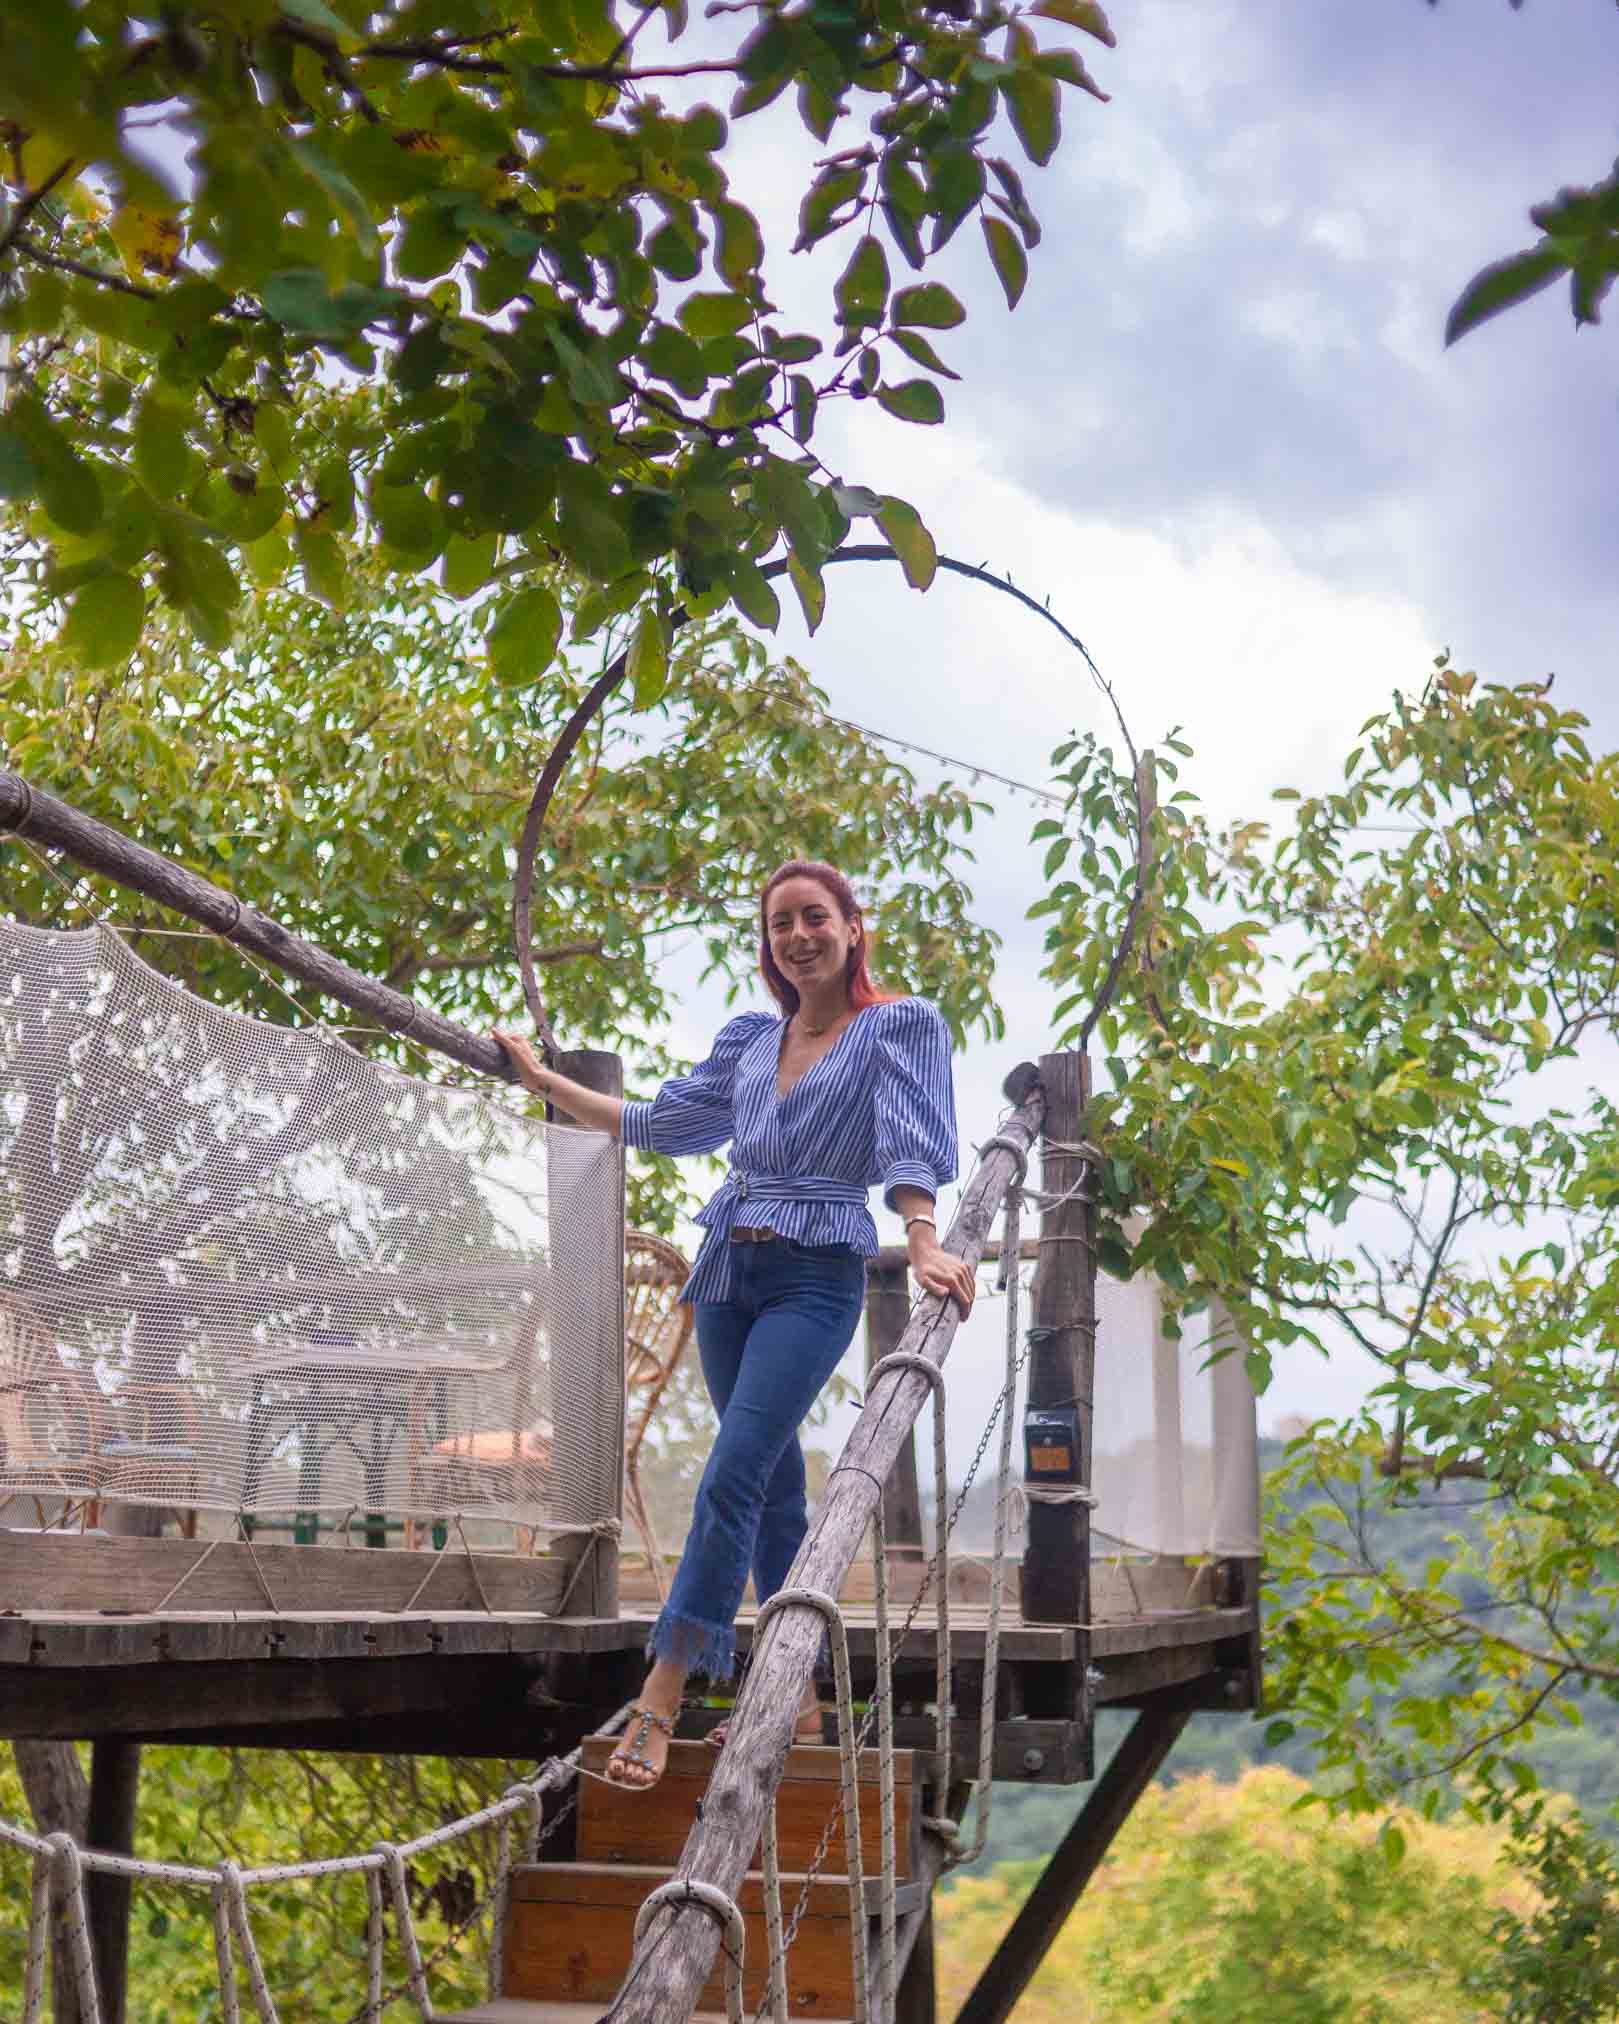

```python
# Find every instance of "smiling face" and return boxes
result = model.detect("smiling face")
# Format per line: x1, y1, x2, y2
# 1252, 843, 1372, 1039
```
765, 874, 861, 1005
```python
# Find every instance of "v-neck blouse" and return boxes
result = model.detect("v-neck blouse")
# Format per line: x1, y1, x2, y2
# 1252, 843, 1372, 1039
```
620, 996, 959, 1304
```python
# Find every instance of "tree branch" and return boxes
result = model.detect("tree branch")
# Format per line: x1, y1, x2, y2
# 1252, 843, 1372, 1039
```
0, 155, 77, 259
13, 237, 159, 301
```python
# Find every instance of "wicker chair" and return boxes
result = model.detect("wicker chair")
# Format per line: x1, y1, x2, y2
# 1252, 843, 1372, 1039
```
97, 1380, 204, 1537
0, 1289, 103, 1530
403, 1232, 693, 1578
622, 1231, 694, 1603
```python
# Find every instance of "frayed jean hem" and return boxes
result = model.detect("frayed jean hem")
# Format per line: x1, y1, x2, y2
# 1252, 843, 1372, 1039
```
647, 1608, 736, 1684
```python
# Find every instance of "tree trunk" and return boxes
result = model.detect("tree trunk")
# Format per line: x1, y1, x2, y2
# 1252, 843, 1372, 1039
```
13, 1739, 90, 2024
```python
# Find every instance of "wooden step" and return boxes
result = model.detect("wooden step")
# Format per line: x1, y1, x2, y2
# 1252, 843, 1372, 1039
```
503, 1861, 919, 2018
577, 1739, 919, 1879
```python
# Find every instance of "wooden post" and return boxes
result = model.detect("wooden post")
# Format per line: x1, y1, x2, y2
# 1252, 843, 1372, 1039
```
1021, 1052, 1094, 1630
866, 1250, 923, 1571
546, 1049, 624, 1619
952, 1709, 1188, 2024
895, 1899, 936, 2024
0, 769, 515, 1081
85, 1740, 141, 2024
605, 1089, 1042, 2024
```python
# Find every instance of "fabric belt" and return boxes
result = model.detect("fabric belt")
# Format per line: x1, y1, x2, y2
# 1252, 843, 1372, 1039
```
724, 1170, 868, 1206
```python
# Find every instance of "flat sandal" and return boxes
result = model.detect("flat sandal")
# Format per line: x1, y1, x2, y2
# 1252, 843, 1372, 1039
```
707, 1702, 824, 1752
607, 1703, 677, 1790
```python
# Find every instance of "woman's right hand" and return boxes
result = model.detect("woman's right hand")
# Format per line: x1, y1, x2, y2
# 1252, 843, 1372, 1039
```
493, 1028, 550, 1096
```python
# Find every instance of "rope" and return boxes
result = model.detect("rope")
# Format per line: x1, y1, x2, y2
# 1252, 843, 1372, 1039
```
22, 1839, 50, 2024
751, 1586, 871, 2024
149, 1534, 227, 1613
632, 1880, 748, 2024
2, 1752, 587, 2023
363, 1869, 386, 2024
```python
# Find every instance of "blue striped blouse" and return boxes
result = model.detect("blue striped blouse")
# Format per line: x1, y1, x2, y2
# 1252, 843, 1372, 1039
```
621, 997, 959, 1304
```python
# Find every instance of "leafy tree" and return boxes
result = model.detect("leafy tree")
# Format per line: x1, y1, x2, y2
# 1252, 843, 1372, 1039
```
0, 0, 1113, 674
0, 512, 1002, 1229
935, 1767, 1522, 2022
1033, 671, 1619, 1832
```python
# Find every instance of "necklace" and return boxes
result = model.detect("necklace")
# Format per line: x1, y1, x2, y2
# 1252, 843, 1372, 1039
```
797, 1010, 842, 1039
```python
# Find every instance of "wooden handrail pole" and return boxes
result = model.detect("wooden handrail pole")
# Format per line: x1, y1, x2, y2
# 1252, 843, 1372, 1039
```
606, 1086, 1044, 2024
0, 769, 517, 1080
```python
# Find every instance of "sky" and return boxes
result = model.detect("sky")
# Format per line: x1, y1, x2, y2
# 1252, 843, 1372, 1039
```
631, 0, 1619, 1469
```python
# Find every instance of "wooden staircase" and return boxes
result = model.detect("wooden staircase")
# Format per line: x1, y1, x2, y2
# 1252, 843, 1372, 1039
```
446, 1737, 921, 2023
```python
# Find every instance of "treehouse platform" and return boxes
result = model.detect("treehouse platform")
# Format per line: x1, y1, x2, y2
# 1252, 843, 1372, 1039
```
0, 773, 1263, 2024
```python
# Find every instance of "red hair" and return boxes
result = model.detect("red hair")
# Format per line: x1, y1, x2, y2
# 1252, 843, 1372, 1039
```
758, 860, 896, 1017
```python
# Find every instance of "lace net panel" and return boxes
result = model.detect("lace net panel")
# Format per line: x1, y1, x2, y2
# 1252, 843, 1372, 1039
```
1090, 1253, 1260, 1561
0, 921, 624, 1536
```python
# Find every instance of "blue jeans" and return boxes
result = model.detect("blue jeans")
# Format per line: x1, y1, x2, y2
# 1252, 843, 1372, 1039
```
648, 1239, 867, 1682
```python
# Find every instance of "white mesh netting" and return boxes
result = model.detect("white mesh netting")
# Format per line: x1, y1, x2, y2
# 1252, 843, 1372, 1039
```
0, 920, 624, 1538
1091, 1268, 1261, 1560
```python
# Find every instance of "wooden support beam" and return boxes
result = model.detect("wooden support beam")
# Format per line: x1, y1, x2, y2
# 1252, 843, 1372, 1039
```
605, 1083, 1044, 2024
0, 768, 515, 1080
85, 1740, 141, 2024
951, 1709, 1189, 2024
866, 1253, 924, 1563
546, 1046, 625, 1622
896, 1900, 937, 2024
1021, 1050, 1093, 1629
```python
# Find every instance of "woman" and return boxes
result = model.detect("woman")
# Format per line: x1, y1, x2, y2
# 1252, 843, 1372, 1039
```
496, 859, 974, 1790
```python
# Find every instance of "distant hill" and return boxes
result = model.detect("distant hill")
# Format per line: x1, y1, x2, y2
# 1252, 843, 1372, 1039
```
940, 1438, 1619, 1874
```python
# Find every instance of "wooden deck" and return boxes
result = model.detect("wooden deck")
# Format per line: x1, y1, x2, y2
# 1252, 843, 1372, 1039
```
0, 1534, 1259, 1779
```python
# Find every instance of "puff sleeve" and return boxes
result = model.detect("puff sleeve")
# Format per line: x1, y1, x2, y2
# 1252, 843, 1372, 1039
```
873, 997, 959, 1210
620, 1012, 772, 1158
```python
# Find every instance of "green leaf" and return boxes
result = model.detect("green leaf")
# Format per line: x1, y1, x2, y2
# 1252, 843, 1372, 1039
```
370, 481, 443, 562
790, 375, 817, 445
786, 551, 825, 634
287, 138, 378, 253
442, 532, 499, 600
59, 573, 146, 670
982, 214, 1029, 309
549, 324, 620, 407
132, 396, 196, 499
1096, 1232, 1133, 1279
835, 234, 890, 329
678, 292, 755, 340
715, 201, 764, 287
278, 0, 355, 36
890, 329, 960, 381
556, 463, 632, 581
487, 582, 564, 685
875, 495, 937, 590
1445, 243, 1566, 346
891, 283, 966, 329
875, 378, 944, 425
1004, 69, 1061, 167
293, 522, 347, 608
728, 558, 781, 631
0, 418, 38, 502
627, 603, 670, 708
1028, 0, 1116, 42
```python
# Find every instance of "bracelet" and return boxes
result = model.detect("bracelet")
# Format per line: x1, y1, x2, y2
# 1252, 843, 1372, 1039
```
904, 1215, 937, 1236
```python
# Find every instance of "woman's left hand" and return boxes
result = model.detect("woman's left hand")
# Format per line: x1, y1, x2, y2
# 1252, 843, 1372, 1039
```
909, 1230, 976, 1317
